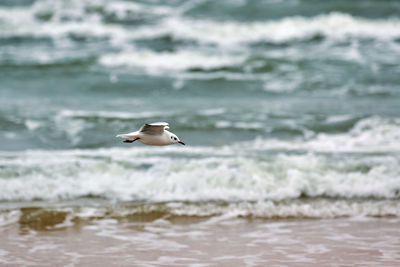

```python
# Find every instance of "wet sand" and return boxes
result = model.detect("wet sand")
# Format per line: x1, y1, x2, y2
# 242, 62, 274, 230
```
0, 211, 399, 266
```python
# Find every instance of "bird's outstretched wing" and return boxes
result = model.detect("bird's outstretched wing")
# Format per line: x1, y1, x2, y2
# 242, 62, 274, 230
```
139, 122, 169, 135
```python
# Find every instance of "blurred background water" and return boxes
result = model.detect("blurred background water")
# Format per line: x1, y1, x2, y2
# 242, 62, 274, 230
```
0, 0, 400, 265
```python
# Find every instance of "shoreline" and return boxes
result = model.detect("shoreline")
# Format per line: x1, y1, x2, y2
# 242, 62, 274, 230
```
1, 208, 399, 266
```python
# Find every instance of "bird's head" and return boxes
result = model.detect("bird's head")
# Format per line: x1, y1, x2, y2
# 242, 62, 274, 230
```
169, 133, 185, 145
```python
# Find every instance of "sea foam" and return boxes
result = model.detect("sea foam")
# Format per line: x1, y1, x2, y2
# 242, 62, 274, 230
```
2, 1, 400, 45
159, 13, 400, 46
0, 118, 399, 203
99, 50, 246, 73
1, 115, 400, 218
253, 117, 400, 153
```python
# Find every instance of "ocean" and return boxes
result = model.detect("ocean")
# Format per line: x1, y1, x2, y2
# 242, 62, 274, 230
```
1, 0, 400, 266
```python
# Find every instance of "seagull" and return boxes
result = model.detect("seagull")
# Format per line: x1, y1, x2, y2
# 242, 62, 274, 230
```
116, 122, 185, 146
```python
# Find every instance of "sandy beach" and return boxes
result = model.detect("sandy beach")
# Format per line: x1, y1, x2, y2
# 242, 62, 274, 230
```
1, 206, 399, 266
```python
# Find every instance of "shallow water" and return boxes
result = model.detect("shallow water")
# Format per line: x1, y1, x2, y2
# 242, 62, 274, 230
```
1, 210, 399, 266
1, 0, 400, 265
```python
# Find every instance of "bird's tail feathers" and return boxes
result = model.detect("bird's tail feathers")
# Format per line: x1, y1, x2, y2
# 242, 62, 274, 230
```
116, 134, 132, 138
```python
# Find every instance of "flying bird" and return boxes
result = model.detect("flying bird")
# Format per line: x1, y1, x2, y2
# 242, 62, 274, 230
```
116, 122, 185, 146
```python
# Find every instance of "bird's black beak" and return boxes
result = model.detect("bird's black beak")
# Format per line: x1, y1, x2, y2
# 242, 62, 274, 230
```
178, 141, 185, 145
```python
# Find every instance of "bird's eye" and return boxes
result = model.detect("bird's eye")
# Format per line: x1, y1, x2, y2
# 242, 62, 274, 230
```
171, 136, 173, 139
174, 137, 177, 140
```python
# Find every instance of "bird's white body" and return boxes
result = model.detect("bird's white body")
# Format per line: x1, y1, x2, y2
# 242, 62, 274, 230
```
116, 122, 185, 146
118, 130, 176, 146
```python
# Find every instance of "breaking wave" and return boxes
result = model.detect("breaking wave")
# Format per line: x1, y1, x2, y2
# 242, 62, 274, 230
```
159, 13, 400, 46
2, 1, 400, 45
99, 50, 246, 73
252, 117, 400, 153
1, 116, 399, 205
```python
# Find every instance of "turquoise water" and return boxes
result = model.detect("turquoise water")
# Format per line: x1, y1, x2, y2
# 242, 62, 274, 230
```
0, 0, 400, 218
